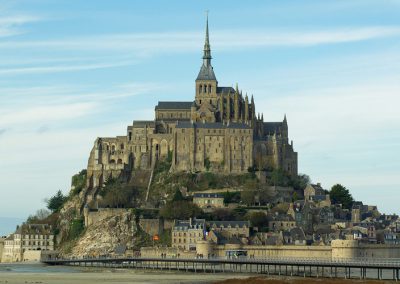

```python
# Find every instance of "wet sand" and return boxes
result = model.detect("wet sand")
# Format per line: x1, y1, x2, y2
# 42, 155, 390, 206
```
0, 270, 250, 284
0, 272, 397, 284
215, 276, 396, 284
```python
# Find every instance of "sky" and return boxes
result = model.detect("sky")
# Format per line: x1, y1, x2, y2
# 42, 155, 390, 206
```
0, 0, 399, 235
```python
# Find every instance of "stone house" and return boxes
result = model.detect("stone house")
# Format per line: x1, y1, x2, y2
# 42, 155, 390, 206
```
316, 207, 335, 225
1, 224, 54, 263
171, 218, 205, 251
268, 215, 296, 232
193, 193, 224, 209
304, 183, 330, 207
207, 220, 250, 238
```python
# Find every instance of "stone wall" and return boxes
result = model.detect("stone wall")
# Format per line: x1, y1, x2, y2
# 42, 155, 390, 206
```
211, 244, 332, 259
23, 250, 42, 262
84, 208, 129, 227
141, 246, 196, 258
139, 219, 163, 237
331, 240, 400, 259
0, 238, 4, 262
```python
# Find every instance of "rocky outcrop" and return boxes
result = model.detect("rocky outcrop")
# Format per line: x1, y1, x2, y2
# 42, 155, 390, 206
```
67, 211, 134, 257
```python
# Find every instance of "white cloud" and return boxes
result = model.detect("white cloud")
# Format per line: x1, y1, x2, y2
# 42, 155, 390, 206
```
0, 15, 40, 38
0, 26, 399, 51
0, 102, 98, 128
0, 60, 137, 76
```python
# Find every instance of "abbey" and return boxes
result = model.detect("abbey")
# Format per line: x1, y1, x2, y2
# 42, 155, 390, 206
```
86, 18, 297, 189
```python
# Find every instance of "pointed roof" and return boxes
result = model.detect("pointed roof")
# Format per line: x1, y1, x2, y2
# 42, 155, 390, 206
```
196, 13, 217, 81
203, 13, 211, 62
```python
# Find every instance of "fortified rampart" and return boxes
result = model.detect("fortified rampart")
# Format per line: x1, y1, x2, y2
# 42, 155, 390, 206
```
141, 240, 400, 260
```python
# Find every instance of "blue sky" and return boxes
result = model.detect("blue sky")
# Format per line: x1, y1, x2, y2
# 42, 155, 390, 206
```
0, 0, 400, 235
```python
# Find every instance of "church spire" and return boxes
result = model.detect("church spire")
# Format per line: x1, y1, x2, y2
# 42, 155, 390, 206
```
203, 12, 212, 67
196, 12, 216, 82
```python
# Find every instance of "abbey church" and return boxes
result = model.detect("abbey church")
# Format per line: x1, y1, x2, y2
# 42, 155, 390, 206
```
86, 18, 298, 189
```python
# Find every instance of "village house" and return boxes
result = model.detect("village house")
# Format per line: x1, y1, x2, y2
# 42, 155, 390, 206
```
1, 224, 54, 263
171, 218, 205, 251
304, 183, 330, 207
207, 220, 250, 238
268, 215, 296, 232
193, 193, 224, 209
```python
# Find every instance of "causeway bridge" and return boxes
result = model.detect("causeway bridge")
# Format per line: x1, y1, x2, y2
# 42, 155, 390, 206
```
42, 256, 400, 281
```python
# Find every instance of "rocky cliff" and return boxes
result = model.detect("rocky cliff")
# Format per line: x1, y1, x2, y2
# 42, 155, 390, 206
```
65, 210, 135, 257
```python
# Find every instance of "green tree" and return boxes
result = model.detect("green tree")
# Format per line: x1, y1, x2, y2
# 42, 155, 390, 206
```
329, 184, 354, 209
172, 189, 184, 202
241, 189, 256, 206
159, 200, 201, 220
211, 208, 237, 221
289, 174, 311, 191
269, 169, 290, 186
245, 212, 268, 229
204, 157, 211, 171
70, 169, 87, 196
46, 190, 67, 212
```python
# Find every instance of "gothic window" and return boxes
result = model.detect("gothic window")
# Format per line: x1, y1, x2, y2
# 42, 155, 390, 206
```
199, 85, 202, 93
120, 144, 124, 150
210, 99, 212, 104
208, 85, 211, 93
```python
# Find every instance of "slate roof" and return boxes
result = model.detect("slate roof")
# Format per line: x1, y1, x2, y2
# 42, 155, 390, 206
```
196, 64, 217, 81
290, 227, 306, 241
208, 220, 250, 228
217, 87, 235, 94
176, 121, 251, 130
132, 120, 155, 128
15, 224, 52, 235
311, 195, 329, 202
155, 101, 193, 110
193, 193, 224, 198
263, 122, 283, 135
174, 218, 205, 230
309, 183, 325, 193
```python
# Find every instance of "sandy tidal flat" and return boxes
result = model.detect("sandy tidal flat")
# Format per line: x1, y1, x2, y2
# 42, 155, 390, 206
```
0, 270, 251, 284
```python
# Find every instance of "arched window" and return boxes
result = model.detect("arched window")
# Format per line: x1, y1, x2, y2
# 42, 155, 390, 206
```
111, 145, 116, 152
203, 85, 207, 93
120, 144, 124, 150
208, 85, 211, 93
199, 84, 202, 93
